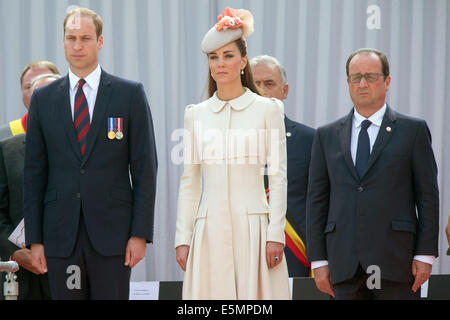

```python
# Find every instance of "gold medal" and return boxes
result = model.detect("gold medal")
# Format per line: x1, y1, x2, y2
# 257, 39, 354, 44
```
108, 131, 116, 140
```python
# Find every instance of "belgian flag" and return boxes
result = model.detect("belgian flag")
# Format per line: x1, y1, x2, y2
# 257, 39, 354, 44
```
265, 177, 312, 277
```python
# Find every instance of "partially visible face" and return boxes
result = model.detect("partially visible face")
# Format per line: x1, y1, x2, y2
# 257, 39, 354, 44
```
347, 53, 390, 110
63, 15, 103, 77
21, 67, 53, 109
208, 41, 247, 86
252, 63, 288, 101
30, 77, 58, 97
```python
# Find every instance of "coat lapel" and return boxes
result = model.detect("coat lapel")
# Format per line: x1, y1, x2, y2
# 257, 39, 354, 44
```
57, 75, 82, 162
284, 116, 297, 148
81, 70, 113, 167
360, 105, 397, 179
339, 109, 359, 181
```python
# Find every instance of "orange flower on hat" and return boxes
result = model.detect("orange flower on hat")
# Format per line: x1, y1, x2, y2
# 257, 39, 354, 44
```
215, 7, 254, 38
215, 7, 243, 31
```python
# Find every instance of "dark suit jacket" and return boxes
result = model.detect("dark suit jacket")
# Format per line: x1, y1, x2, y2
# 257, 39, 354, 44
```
283, 116, 315, 277
24, 70, 158, 258
306, 105, 439, 284
0, 134, 50, 299
0, 122, 13, 141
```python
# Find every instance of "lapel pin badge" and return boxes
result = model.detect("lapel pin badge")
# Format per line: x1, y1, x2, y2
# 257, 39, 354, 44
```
386, 126, 392, 133
286, 132, 291, 137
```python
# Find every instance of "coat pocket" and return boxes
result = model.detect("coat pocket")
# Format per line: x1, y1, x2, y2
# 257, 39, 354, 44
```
247, 206, 269, 215
195, 207, 208, 223
324, 221, 336, 234
110, 186, 133, 203
43, 188, 57, 204
391, 220, 416, 234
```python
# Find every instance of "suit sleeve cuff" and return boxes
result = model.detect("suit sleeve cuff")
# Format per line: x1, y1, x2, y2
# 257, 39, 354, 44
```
311, 260, 329, 270
414, 255, 435, 265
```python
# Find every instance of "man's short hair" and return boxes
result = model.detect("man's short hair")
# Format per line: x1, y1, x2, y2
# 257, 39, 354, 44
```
30, 73, 61, 91
250, 55, 288, 84
346, 48, 390, 79
20, 61, 60, 86
64, 7, 103, 39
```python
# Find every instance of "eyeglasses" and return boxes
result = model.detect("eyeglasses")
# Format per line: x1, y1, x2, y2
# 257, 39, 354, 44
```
348, 73, 385, 83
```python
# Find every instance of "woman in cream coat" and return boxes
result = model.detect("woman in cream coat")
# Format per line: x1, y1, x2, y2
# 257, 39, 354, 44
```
175, 8, 290, 300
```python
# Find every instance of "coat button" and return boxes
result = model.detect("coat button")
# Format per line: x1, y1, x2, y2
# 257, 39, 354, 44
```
80, 169, 86, 174
76, 193, 81, 198
357, 187, 364, 192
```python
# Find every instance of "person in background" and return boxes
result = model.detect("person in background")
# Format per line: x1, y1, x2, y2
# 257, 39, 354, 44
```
0, 73, 60, 300
446, 214, 450, 256
250, 55, 315, 278
0, 61, 59, 141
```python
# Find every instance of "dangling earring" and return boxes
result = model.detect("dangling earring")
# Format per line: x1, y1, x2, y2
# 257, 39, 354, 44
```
241, 70, 244, 75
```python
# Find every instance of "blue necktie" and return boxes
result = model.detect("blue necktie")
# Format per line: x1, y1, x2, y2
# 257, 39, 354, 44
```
355, 120, 372, 178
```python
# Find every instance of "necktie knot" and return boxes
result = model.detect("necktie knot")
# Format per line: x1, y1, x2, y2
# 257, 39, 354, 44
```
78, 79, 86, 88
361, 119, 372, 130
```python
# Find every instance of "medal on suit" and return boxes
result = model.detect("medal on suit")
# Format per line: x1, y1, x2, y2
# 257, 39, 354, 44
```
108, 117, 116, 140
116, 118, 123, 140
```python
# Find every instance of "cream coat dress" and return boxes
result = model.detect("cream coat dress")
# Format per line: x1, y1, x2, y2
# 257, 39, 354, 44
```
175, 88, 290, 300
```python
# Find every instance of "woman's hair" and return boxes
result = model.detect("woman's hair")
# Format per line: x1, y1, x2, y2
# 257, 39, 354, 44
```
207, 38, 261, 98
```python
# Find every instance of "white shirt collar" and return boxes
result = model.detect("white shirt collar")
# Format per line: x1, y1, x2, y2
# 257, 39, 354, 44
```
209, 88, 257, 113
69, 64, 102, 91
353, 104, 387, 128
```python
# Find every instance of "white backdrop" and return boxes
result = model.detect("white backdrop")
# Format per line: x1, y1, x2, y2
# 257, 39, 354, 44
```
0, 0, 448, 281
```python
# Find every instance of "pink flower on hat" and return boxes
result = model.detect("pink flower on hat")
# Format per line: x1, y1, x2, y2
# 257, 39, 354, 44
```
215, 7, 254, 38
215, 7, 243, 31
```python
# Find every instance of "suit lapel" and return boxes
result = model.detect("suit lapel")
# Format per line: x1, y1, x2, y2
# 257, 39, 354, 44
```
284, 116, 297, 148
360, 105, 397, 179
57, 76, 82, 162
339, 109, 359, 181
81, 70, 113, 167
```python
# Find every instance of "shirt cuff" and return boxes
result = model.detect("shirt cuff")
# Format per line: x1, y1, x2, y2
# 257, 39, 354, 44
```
413, 255, 435, 265
311, 260, 329, 270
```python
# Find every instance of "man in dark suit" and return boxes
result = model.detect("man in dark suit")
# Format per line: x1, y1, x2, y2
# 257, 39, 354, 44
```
0, 134, 50, 299
24, 8, 157, 300
0, 73, 60, 300
251, 55, 315, 277
306, 48, 439, 299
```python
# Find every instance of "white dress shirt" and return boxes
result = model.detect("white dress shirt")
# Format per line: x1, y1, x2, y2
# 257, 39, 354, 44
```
68, 64, 101, 122
311, 104, 434, 270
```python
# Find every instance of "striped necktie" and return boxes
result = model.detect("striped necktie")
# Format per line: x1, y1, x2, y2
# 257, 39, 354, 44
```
73, 79, 90, 155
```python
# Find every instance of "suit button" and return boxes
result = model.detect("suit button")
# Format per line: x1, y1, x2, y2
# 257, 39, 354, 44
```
76, 193, 81, 198
357, 187, 364, 192
80, 169, 86, 174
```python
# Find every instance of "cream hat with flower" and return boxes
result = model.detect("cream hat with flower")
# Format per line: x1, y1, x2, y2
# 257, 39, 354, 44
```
201, 7, 254, 53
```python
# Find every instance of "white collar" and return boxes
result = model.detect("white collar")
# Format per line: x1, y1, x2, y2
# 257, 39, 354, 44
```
208, 88, 257, 113
353, 104, 387, 128
69, 64, 102, 91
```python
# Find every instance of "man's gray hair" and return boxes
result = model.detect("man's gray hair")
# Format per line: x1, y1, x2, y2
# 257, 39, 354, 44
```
250, 55, 287, 84
30, 73, 61, 90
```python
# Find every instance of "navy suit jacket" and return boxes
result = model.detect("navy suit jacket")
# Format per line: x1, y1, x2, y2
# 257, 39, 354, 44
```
306, 105, 439, 284
24, 70, 158, 258
283, 116, 315, 277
